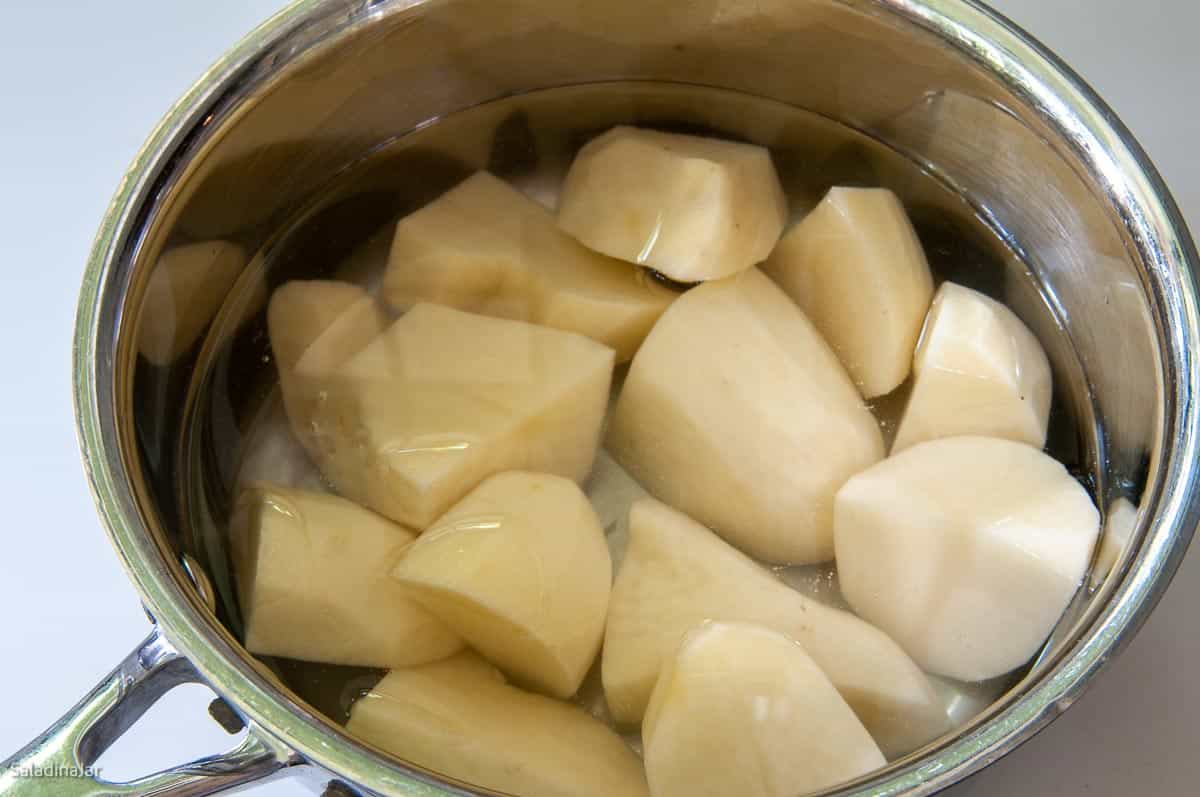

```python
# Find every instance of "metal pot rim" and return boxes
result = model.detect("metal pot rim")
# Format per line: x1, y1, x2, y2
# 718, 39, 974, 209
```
71, 1, 1200, 794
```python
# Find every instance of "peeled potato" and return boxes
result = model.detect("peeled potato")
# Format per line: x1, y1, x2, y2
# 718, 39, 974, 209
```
348, 653, 648, 797
138, 240, 246, 365
268, 280, 375, 370
763, 187, 934, 398
1092, 497, 1137, 588
608, 268, 883, 564
383, 171, 676, 361
267, 281, 389, 460
892, 281, 1052, 452
229, 485, 461, 668
603, 498, 948, 757
835, 436, 1100, 681
306, 303, 614, 529
557, 126, 787, 282
393, 471, 612, 698
644, 622, 886, 797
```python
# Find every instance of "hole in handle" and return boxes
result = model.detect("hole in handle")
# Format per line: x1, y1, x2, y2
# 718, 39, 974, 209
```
91, 683, 247, 783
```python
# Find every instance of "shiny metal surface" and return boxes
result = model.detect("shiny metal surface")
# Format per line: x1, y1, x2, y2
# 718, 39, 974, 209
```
56, 0, 1200, 795
0, 630, 288, 796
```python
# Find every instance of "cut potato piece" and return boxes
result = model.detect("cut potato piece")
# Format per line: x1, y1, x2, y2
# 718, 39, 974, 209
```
347, 653, 649, 797
608, 268, 883, 564
268, 280, 375, 370
393, 471, 612, 698
603, 498, 948, 757
383, 171, 676, 361
138, 241, 246, 365
229, 485, 461, 668
557, 126, 787, 282
835, 436, 1100, 681
267, 280, 389, 460
1092, 497, 1138, 588
763, 187, 934, 398
291, 293, 389, 375
644, 622, 886, 797
307, 304, 614, 529
892, 281, 1052, 451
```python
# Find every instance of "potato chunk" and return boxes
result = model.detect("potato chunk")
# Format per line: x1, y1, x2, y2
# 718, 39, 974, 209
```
835, 436, 1100, 681
383, 171, 676, 361
393, 471, 612, 698
229, 485, 461, 668
139, 240, 246, 365
603, 498, 948, 757
608, 268, 883, 564
644, 622, 886, 797
347, 653, 649, 797
763, 187, 934, 398
305, 304, 614, 529
268, 280, 380, 371
557, 126, 787, 282
267, 280, 389, 458
892, 281, 1052, 451
1092, 497, 1137, 588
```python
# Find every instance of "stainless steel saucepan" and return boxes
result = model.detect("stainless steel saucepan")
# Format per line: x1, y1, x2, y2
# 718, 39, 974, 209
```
2, 1, 1197, 795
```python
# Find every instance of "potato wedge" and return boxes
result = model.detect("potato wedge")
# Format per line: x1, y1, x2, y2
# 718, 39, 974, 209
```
603, 498, 948, 758
1092, 497, 1137, 588
393, 471, 611, 698
608, 268, 883, 564
557, 126, 787, 282
763, 187, 934, 397
229, 485, 461, 668
835, 436, 1100, 681
347, 653, 649, 797
268, 280, 377, 371
892, 281, 1052, 451
306, 304, 614, 529
383, 171, 675, 361
267, 280, 389, 461
644, 622, 886, 797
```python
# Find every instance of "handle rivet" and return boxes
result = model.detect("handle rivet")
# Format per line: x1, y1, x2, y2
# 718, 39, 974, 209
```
207, 698, 246, 734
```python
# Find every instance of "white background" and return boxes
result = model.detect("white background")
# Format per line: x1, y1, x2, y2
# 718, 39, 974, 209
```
0, 1, 1196, 795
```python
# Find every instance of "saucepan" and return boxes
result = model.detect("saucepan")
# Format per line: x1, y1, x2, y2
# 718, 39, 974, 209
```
2, 0, 1197, 795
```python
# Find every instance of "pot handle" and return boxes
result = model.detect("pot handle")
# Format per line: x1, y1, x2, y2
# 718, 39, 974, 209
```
0, 628, 289, 796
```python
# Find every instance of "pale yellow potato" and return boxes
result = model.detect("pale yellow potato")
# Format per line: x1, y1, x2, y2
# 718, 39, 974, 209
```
763, 187, 934, 398
892, 281, 1052, 452
383, 171, 676, 362
603, 498, 948, 758
306, 304, 614, 529
644, 622, 886, 797
607, 268, 883, 564
557, 126, 787, 282
229, 485, 461, 668
268, 280, 377, 370
267, 280, 389, 461
347, 653, 649, 797
1091, 497, 1138, 588
835, 436, 1100, 681
393, 471, 612, 698
138, 240, 246, 365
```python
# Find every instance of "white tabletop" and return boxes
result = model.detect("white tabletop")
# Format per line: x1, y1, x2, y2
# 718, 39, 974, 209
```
0, 1, 1195, 794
